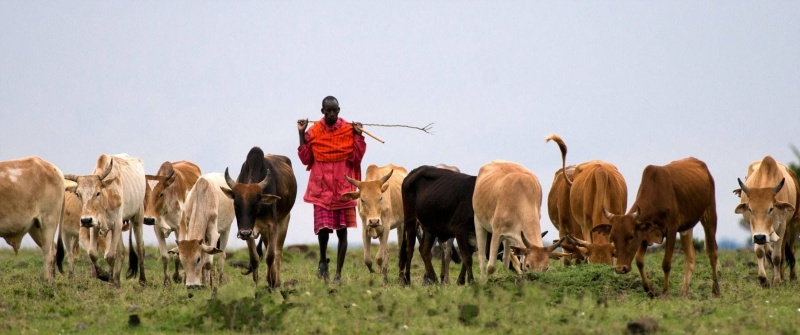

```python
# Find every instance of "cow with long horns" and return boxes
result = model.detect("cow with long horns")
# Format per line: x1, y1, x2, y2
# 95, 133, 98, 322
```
221, 147, 297, 288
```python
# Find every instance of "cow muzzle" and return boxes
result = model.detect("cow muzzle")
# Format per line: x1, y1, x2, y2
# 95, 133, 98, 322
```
186, 284, 203, 290
367, 218, 381, 227
80, 217, 95, 228
615, 265, 630, 274
238, 229, 253, 239
753, 234, 768, 245
143, 217, 156, 226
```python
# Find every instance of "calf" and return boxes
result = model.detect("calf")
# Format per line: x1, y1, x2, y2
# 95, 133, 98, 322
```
342, 164, 407, 283
169, 173, 235, 289
735, 156, 799, 286
593, 157, 719, 297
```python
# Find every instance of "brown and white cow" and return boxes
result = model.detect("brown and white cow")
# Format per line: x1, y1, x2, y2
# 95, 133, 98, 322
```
65, 154, 147, 286
169, 173, 235, 289
735, 156, 799, 286
593, 157, 720, 297
473, 160, 569, 281
342, 164, 408, 283
0, 157, 64, 284
143, 161, 201, 286
222, 147, 297, 289
56, 191, 108, 279
547, 134, 626, 265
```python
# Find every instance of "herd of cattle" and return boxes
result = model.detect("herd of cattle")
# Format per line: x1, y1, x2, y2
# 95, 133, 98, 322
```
0, 135, 798, 298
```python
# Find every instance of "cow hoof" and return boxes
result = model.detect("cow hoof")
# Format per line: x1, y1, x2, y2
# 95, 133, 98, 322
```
173, 273, 182, 284
366, 264, 375, 273
758, 276, 768, 287
163, 278, 171, 287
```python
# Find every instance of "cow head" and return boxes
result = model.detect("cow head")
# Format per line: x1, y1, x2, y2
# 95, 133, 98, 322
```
593, 207, 662, 274
510, 237, 570, 272
342, 170, 393, 237
566, 234, 615, 265
735, 178, 794, 245
221, 168, 281, 240
143, 162, 178, 229
64, 159, 119, 230
168, 239, 221, 289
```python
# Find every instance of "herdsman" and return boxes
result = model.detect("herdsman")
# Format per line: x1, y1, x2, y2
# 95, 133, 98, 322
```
297, 96, 366, 282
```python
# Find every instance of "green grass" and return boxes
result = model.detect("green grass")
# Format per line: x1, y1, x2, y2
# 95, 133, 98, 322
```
1, 245, 799, 334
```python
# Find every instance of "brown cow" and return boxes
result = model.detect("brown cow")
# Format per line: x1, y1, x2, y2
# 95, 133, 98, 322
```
547, 134, 626, 266
474, 160, 569, 280
566, 235, 615, 265
593, 157, 720, 297
65, 154, 147, 286
56, 191, 108, 279
0, 157, 64, 284
735, 156, 799, 286
547, 165, 583, 264
342, 164, 408, 283
143, 161, 201, 286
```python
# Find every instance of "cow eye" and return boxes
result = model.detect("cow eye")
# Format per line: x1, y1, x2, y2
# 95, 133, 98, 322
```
75, 192, 81, 198
95, 192, 101, 197
159, 193, 164, 198
196, 257, 201, 265
768, 207, 774, 214
748, 207, 753, 214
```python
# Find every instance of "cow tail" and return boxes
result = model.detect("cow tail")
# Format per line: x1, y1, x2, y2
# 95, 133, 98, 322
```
55, 192, 67, 275
126, 228, 139, 279
546, 134, 572, 186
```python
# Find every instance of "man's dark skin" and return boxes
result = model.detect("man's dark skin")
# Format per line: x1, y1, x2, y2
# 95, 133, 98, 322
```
297, 97, 362, 282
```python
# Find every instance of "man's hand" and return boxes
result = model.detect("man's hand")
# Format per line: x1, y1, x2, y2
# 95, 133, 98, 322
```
297, 119, 309, 132
352, 122, 363, 135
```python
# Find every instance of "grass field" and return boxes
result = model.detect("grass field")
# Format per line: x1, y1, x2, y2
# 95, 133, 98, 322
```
1, 243, 799, 334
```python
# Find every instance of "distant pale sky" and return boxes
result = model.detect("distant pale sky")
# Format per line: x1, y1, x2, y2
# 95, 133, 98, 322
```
2, 2, 799, 250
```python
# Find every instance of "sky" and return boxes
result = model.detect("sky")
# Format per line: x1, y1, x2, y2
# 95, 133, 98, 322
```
1, 2, 799, 251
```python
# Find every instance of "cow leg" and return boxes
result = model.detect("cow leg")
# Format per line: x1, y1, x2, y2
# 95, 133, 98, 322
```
635, 242, 655, 298
104, 224, 123, 287
399, 220, 418, 286
246, 237, 259, 284
506, 239, 522, 274
475, 221, 489, 283
217, 230, 230, 284
660, 231, 678, 297
755, 244, 769, 286
377, 227, 390, 284
679, 229, 696, 297
27, 223, 56, 284
419, 231, 437, 285
455, 235, 474, 285
155, 227, 172, 287
133, 213, 146, 286
88, 228, 101, 279
440, 238, 453, 284
771, 237, 785, 287
333, 228, 348, 284
363, 226, 374, 273
487, 231, 502, 276
273, 215, 290, 288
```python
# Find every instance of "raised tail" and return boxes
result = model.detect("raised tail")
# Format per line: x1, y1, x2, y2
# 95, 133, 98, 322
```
546, 134, 572, 186
126, 228, 139, 279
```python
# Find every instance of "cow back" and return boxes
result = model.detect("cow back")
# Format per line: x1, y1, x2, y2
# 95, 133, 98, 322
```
199, 173, 236, 233
570, 161, 628, 241
403, 166, 476, 239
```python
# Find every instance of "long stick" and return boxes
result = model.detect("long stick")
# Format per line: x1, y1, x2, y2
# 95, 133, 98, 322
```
306, 120, 387, 144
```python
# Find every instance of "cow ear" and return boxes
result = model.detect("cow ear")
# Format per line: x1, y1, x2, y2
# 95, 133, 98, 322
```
260, 194, 281, 205
510, 246, 528, 256
576, 246, 589, 258
168, 247, 179, 255
101, 177, 117, 188
342, 191, 361, 200
636, 222, 663, 246
592, 224, 612, 237
201, 245, 223, 255
380, 183, 390, 193
220, 187, 234, 199
775, 201, 795, 213
734, 203, 747, 214
65, 184, 77, 193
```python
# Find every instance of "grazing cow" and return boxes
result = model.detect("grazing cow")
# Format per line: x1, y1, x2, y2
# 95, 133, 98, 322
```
547, 134, 626, 265
734, 156, 799, 286
547, 165, 583, 264
593, 157, 720, 297
169, 173, 235, 289
65, 154, 147, 286
143, 161, 201, 286
0, 157, 64, 284
56, 191, 108, 279
342, 164, 408, 283
222, 147, 297, 288
473, 160, 569, 280
566, 235, 615, 265
399, 166, 477, 285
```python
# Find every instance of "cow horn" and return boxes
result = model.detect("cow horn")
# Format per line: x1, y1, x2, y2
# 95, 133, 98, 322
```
257, 169, 272, 190
549, 236, 566, 252
64, 174, 79, 182
632, 206, 640, 221
379, 169, 394, 185
738, 178, 750, 195
98, 158, 114, 180
344, 174, 361, 187
224, 168, 236, 189
567, 235, 588, 247
602, 207, 614, 220
773, 178, 786, 194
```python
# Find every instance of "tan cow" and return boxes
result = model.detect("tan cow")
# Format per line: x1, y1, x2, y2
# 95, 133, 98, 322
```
0, 157, 64, 284
56, 191, 108, 279
169, 173, 235, 289
65, 154, 147, 286
735, 156, 799, 286
473, 160, 569, 281
547, 134, 626, 265
144, 161, 201, 286
342, 164, 408, 283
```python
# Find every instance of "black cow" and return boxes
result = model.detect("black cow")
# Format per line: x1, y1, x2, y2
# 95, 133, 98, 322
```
399, 165, 477, 285
222, 146, 297, 288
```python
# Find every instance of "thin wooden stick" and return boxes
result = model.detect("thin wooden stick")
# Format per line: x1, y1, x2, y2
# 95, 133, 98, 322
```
305, 120, 385, 143
307, 120, 434, 134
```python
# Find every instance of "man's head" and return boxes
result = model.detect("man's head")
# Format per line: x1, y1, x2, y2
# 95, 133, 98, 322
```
321, 96, 340, 126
